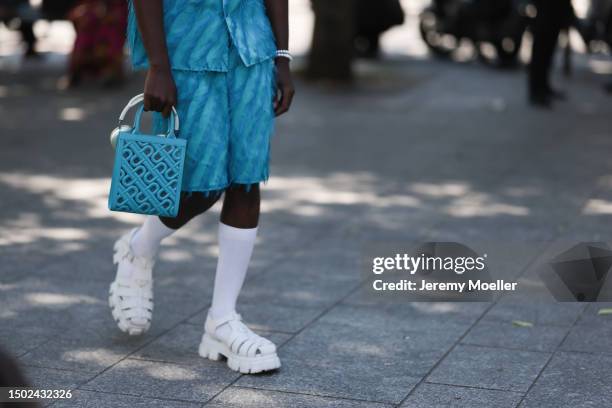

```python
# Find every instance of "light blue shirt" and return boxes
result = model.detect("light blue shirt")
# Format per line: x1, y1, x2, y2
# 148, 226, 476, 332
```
127, 0, 278, 72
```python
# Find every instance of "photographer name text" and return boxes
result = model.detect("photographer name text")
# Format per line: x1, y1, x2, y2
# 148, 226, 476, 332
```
372, 279, 517, 292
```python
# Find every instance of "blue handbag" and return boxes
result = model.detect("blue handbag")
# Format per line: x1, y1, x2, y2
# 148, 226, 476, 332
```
108, 94, 186, 217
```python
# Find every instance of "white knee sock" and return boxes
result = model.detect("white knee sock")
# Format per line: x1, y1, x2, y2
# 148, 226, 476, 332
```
130, 216, 176, 259
209, 223, 258, 321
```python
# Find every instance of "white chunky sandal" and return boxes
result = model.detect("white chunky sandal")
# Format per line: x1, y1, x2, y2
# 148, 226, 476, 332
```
199, 312, 281, 374
109, 229, 154, 336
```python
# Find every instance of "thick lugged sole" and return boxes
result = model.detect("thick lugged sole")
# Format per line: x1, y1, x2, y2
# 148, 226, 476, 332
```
198, 333, 281, 374
108, 282, 150, 336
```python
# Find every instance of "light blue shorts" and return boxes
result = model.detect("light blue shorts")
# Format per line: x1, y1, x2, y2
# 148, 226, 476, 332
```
154, 45, 276, 193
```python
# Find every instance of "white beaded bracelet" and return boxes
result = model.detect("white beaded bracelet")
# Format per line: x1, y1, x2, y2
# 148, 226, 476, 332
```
275, 49, 293, 62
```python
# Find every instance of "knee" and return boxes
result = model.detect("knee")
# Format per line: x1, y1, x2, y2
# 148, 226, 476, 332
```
160, 192, 221, 229
221, 185, 260, 226
224, 185, 260, 212
186, 192, 222, 214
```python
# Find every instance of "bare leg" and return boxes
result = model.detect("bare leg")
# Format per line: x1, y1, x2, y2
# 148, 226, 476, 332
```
160, 191, 222, 230
220, 184, 260, 229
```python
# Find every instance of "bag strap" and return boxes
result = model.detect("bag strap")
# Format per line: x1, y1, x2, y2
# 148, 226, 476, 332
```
118, 93, 180, 133
131, 105, 178, 138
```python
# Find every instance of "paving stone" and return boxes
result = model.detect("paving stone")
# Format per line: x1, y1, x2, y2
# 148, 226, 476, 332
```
207, 386, 392, 408
427, 344, 550, 392
283, 306, 467, 366
236, 303, 465, 404
462, 320, 568, 352
16, 315, 166, 374
561, 303, 612, 354
560, 324, 612, 354
21, 366, 93, 390
63, 300, 192, 339
0, 277, 190, 349
482, 300, 584, 327
0, 324, 56, 358
52, 390, 201, 408
262, 237, 361, 278
238, 264, 361, 308
327, 302, 482, 335
188, 301, 325, 334
256, 216, 324, 254
13, 366, 94, 407
401, 383, 522, 408
81, 357, 238, 403
359, 205, 440, 242
153, 265, 216, 301
0, 282, 98, 340
18, 335, 140, 374
130, 323, 208, 365
573, 302, 612, 327
521, 351, 612, 407
426, 218, 558, 242
237, 355, 421, 404
278, 320, 455, 376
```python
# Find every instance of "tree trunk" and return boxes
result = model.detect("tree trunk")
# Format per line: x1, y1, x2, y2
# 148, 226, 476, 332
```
307, 0, 355, 81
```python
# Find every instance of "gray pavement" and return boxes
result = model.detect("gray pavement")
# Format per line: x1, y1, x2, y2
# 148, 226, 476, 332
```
2, 41, 612, 408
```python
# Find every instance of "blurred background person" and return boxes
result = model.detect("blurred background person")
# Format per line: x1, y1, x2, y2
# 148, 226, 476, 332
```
528, 0, 575, 108
0, 0, 76, 58
577, 0, 612, 94
67, 0, 127, 87
308, 0, 404, 80
0, 0, 37, 57
353, 0, 404, 59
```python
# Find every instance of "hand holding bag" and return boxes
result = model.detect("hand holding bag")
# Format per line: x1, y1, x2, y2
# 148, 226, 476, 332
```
108, 94, 186, 217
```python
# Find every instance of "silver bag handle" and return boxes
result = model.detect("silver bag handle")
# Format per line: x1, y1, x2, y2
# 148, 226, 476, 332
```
118, 93, 180, 132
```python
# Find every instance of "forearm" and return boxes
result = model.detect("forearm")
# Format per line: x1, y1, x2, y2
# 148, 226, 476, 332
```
133, 0, 170, 70
265, 0, 294, 116
264, 0, 289, 50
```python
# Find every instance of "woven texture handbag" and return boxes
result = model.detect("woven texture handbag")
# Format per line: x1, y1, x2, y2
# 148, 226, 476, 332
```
108, 94, 186, 217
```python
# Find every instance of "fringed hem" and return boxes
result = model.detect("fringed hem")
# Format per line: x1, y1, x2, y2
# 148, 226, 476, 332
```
181, 178, 269, 198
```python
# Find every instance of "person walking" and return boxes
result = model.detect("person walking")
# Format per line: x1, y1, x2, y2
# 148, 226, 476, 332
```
0, 0, 38, 57
527, 0, 574, 108
108, 0, 294, 374
353, 0, 404, 58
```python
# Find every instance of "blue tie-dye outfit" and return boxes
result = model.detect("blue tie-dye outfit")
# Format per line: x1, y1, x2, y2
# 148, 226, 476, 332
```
126, 0, 277, 192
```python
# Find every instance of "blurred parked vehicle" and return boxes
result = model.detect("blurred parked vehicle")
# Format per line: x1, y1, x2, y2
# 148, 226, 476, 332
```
419, 0, 531, 67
